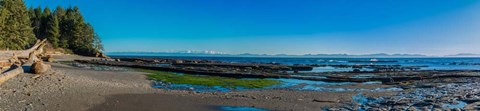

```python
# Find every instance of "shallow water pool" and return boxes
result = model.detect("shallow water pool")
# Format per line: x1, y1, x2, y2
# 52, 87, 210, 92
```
152, 78, 402, 92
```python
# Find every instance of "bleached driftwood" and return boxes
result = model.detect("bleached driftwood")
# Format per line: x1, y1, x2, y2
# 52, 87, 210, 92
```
0, 39, 47, 63
0, 65, 23, 84
0, 39, 47, 85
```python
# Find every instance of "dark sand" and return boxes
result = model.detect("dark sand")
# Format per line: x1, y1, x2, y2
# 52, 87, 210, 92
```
89, 94, 218, 111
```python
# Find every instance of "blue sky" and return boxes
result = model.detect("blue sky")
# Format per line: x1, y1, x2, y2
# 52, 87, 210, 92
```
25, 0, 480, 56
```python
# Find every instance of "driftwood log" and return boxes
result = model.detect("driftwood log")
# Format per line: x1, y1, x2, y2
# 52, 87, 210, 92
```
0, 39, 47, 61
0, 65, 23, 84
0, 39, 46, 65
0, 39, 48, 84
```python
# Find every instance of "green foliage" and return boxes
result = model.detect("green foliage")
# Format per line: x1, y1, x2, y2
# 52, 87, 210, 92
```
0, 3, 6, 47
142, 69, 281, 88
45, 13, 60, 48
0, 0, 36, 50
52, 6, 103, 56
0, 0, 103, 56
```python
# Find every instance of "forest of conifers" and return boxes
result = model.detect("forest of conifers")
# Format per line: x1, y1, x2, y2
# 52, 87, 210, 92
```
0, 0, 103, 56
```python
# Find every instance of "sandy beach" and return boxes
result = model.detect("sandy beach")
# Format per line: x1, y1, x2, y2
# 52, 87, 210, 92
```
0, 55, 394, 111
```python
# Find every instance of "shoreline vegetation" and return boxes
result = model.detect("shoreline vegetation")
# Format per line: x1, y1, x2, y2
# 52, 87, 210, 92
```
0, 0, 104, 57
143, 69, 281, 89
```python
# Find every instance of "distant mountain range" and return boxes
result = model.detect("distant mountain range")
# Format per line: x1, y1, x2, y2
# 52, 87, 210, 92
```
446, 53, 480, 57
107, 50, 226, 56
301, 53, 426, 57
107, 51, 433, 57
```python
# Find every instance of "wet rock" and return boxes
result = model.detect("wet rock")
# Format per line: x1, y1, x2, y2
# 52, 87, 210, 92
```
312, 99, 338, 103
395, 99, 412, 105
461, 98, 480, 104
327, 108, 350, 111
406, 106, 418, 111
30, 61, 51, 74
392, 105, 408, 110
413, 102, 431, 107
382, 100, 397, 105
345, 82, 480, 111
423, 98, 435, 103
425, 95, 435, 99
451, 108, 462, 111
465, 102, 480, 110
364, 107, 378, 111
420, 106, 430, 111
416, 84, 438, 88
366, 103, 380, 107
440, 97, 454, 103
432, 103, 443, 109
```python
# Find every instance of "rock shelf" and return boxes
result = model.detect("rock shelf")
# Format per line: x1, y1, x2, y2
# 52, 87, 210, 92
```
76, 58, 480, 84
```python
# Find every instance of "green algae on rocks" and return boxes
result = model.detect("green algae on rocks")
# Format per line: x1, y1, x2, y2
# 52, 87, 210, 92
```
141, 69, 281, 88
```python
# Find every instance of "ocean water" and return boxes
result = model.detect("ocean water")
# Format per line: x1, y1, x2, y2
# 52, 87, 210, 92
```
111, 56, 480, 72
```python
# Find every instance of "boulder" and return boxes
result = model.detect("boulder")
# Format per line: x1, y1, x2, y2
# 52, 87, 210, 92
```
30, 61, 51, 74
465, 102, 480, 110
312, 99, 339, 103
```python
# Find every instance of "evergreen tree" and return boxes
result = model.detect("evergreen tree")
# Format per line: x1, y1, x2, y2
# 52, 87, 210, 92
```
55, 6, 65, 17
30, 6, 42, 39
70, 6, 86, 50
61, 6, 91, 55
54, 6, 68, 48
45, 13, 60, 48
0, 0, 103, 56
39, 7, 51, 39
93, 33, 103, 52
0, 0, 36, 50
42, 7, 51, 18
0, 2, 6, 47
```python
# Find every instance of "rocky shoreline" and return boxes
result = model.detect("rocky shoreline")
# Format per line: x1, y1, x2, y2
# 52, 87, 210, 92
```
328, 77, 480, 111
76, 58, 480, 84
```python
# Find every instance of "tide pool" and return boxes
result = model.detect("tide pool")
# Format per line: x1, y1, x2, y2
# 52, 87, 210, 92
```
152, 77, 402, 92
